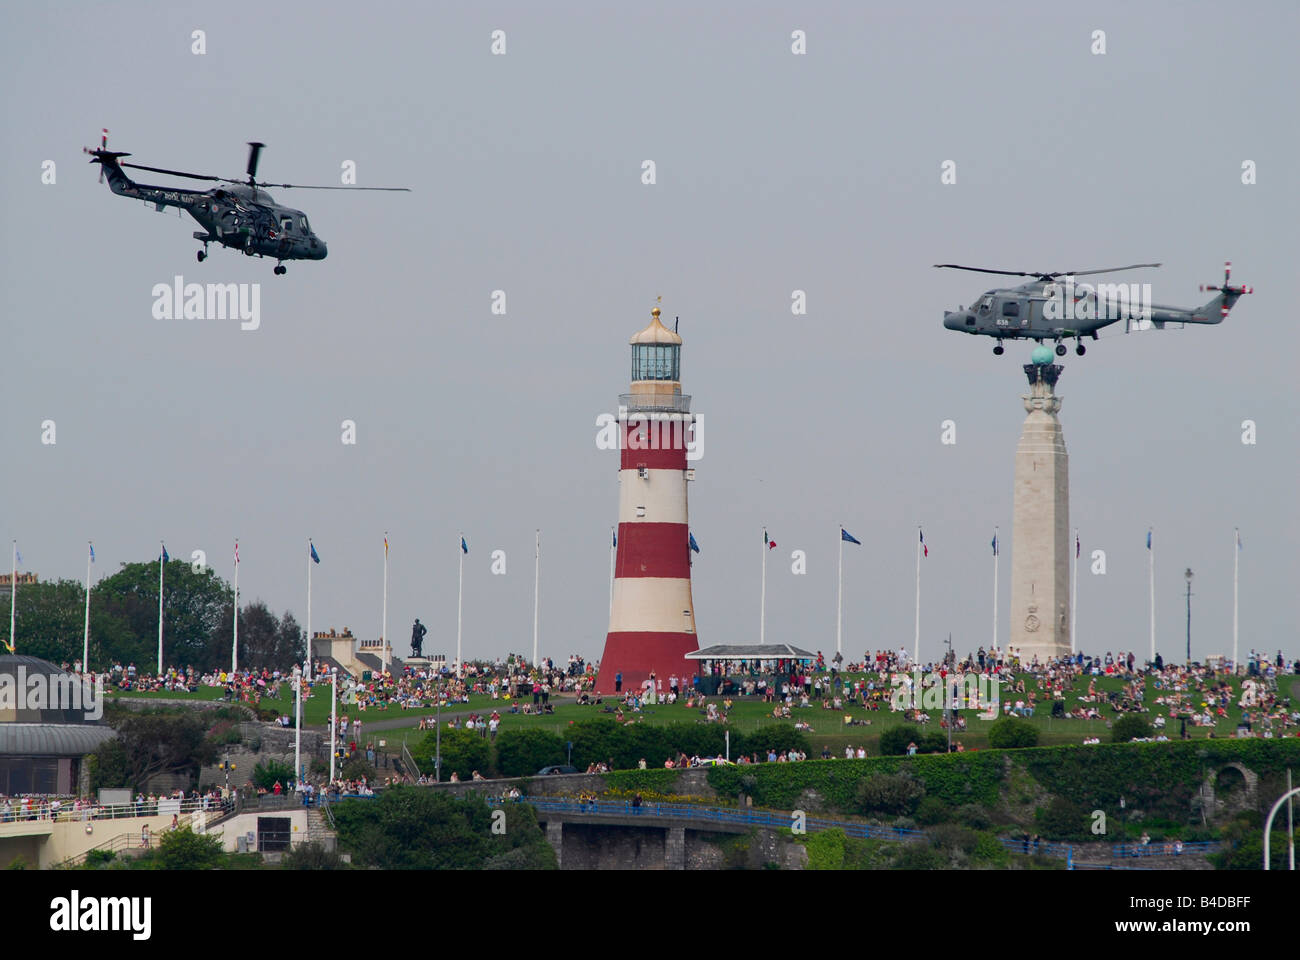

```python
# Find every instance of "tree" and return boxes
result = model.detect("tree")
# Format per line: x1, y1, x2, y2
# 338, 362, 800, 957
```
9, 579, 88, 664
252, 759, 296, 791
90, 707, 216, 792
1111, 713, 1154, 743
417, 728, 491, 781
987, 716, 1040, 749
95, 560, 232, 671
330, 787, 555, 870
157, 826, 223, 870
493, 728, 567, 777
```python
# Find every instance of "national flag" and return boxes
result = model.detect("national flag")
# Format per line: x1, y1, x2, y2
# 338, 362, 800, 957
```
764, 529, 776, 550
919, 529, 927, 558
161, 544, 169, 564
1236, 530, 1243, 551
460, 536, 469, 554
842, 528, 861, 545
310, 542, 320, 564
89, 543, 95, 563
689, 532, 701, 554
15, 548, 23, 566
612, 530, 617, 548
234, 540, 240, 564
1075, 535, 1080, 559
991, 533, 998, 557
384, 534, 389, 556
1146, 530, 1152, 550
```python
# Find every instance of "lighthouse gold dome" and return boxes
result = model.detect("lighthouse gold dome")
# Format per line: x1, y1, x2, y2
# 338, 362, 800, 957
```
630, 304, 682, 345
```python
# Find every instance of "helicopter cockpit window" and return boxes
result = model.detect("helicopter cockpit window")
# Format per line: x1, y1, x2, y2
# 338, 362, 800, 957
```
1002, 301, 1020, 317
978, 295, 993, 313
300, 216, 310, 234
281, 217, 294, 234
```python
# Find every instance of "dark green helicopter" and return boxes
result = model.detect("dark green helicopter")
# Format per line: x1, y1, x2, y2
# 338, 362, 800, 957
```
84, 132, 409, 274
938, 261, 1251, 356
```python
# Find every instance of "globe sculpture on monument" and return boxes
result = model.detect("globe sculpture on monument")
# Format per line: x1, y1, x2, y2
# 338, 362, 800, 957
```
1008, 346, 1072, 666
594, 305, 701, 695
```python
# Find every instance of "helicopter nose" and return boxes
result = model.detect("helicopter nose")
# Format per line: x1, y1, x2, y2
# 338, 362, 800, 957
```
314, 238, 328, 260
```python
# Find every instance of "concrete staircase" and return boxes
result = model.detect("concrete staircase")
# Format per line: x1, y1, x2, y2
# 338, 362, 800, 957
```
305, 805, 337, 852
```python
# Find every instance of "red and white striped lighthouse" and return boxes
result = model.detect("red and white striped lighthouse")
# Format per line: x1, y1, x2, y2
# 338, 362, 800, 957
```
594, 305, 700, 695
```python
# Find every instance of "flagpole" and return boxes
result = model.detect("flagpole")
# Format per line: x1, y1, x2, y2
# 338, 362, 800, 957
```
456, 532, 464, 678
307, 539, 313, 679
9, 540, 17, 654
157, 541, 165, 674
382, 533, 389, 675
532, 529, 541, 668
83, 542, 93, 671
760, 527, 768, 645
293, 664, 302, 790
914, 527, 922, 667
1070, 527, 1078, 655
1232, 527, 1240, 674
232, 540, 239, 675
1148, 527, 1156, 664
836, 527, 844, 658
329, 667, 337, 786
992, 527, 999, 651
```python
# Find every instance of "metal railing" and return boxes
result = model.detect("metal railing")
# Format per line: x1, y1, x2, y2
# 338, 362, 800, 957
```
1, 796, 232, 825
1112, 840, 1219, 858
619, 393, 691, 414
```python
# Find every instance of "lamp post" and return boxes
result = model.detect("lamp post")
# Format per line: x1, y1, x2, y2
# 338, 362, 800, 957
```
944, 632, 954, 754
1184, 568, 1194, 666
218, 758, 236, 796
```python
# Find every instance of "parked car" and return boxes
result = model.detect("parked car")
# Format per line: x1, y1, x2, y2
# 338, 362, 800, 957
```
537, 765, 580, 776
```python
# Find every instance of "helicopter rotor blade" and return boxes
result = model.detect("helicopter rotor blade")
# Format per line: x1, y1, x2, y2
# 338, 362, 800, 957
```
118, 162, 225, 182
1061, 263, 1161, 278
933, 264, 1037, 277
255, 182, 412, 192
247, 142, 265, 182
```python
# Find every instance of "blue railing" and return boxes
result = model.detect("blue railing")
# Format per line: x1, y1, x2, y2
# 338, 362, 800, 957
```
1112, 840, 1218, 858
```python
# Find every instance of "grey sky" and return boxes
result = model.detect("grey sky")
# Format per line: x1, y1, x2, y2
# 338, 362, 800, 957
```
2, 1, 1296, 668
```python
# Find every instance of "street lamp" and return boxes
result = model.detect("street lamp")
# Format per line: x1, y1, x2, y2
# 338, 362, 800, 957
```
1184, 568, 1194, 665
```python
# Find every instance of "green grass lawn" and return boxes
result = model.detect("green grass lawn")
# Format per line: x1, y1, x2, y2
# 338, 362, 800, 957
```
109, 671, 1295, 759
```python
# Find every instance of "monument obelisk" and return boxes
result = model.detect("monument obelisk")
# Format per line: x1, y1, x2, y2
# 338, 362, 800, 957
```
1009, 347, 1071, 665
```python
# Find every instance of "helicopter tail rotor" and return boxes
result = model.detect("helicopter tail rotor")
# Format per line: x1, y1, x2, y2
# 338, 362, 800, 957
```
83, 129, 132, 180
1198, 261, 1253, 319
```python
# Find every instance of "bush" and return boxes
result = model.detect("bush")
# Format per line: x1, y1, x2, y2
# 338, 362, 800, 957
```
929, 823, 979, 855
988, 716, 1040, 749
340, 755, 376, 783
878, 724, 947, 756
801, 828, 847, 870
893, 843, 946, 870
914, 796, 949, 826
252, 759, 296, 791
955, 804, 993, 830
493, 728, 568, 777
972, 832, 1009, 865
84, 849, 118, 868
1036, 796, 1091, 841
857, 771, 925, 816
281, 841, 344, 870
157, 827, 223, 870
1111, 714, 1154, 743
734, 725, 811, 758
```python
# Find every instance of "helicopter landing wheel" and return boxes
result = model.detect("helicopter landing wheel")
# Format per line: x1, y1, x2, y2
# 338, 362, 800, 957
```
1055, 343, 1067, 356
196, 250, 206, 263
992, 344, 1004, 356
1075, 343, 1086, 356
273, 264, 286, 275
